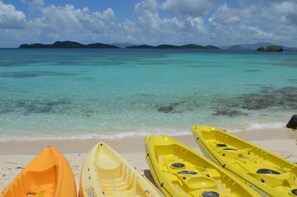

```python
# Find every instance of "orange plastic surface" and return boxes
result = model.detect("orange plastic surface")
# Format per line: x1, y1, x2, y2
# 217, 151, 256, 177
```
1, 146, 77, 197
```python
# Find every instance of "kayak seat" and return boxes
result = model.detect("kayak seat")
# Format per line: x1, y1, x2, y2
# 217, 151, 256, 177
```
223, 147, 237, 151
99, 164, 135, 191
251, 169, 293, 187
221, 147, 250, 160
183, 176, 217, 190
215, 142, 249, 155
256, 168, 280, 175
27, 184, 55, 197
201, 191, 220, 197
171, 162, 185, 169
177, 170, 197, 175
97, 163, 122, 180
163, 156, 185, 171
215, 143, 237, 150
216, 143, 227, 147
24, 166, 56, 196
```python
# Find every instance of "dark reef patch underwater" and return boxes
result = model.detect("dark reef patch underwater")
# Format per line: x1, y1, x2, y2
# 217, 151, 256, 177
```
0, 87, 296, 118
155, 87, 297, 117
214, 87, 297, 116
0, 99, 72, 115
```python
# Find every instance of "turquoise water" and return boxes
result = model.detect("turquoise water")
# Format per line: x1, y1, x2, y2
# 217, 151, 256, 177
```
0, 49, 296, 141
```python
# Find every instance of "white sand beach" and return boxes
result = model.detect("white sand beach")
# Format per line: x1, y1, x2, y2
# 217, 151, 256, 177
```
1, 127, 296, 193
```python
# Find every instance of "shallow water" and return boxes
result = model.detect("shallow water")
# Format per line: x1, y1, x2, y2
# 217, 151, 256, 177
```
0, 49, 296, 141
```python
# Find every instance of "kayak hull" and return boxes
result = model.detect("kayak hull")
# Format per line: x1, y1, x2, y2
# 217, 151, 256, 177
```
79, 142, 163, 197
192, 125, 297, 197
145, 135, 259, 197
1, 146, 77, 197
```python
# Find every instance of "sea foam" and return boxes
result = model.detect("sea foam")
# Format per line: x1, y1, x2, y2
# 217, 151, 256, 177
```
244, 122, 285, 131
0, 129, 192, 142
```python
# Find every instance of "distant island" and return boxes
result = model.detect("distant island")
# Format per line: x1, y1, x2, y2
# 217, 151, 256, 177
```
19, 41, 221, 50
225, 42, 297, 52
228, 45, 250, 51
18, 41, 296, 52
19, 41, 119, 49
256, 45, 283, 52
127, 44, 220, 50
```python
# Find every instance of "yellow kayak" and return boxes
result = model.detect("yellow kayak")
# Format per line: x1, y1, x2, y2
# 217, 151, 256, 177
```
79, 142, 163, 197
144, 135, 260, 197
192, 125, 297, 197
1, 146, 77, 197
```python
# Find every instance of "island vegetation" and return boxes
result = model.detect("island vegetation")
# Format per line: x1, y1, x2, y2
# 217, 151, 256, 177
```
127, 44, 220, 50
18, 41, 295, 52
19, 41, 119, 49
256, 45, 283, 52
19, 41, 221, 50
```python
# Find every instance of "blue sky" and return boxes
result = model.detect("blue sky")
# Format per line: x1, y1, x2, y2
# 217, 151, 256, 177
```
1, 0, 297, 47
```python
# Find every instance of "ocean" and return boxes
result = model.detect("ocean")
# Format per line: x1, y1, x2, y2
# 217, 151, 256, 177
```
0, 48, 296, 141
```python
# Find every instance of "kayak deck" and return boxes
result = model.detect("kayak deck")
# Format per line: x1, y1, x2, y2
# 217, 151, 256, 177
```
2, 146, 77, 197
192, 125, 297, 196
80, 142, 163, 197
145, 135, 259, 197
208, 138, 297, 193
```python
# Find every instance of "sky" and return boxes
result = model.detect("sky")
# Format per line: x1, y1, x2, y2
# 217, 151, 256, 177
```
1, 0, 297, 48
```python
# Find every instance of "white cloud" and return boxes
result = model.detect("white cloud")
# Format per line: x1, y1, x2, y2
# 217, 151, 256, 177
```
127, 12, 183, 43
246, 26, 279, 40
209, 3, 251, 25
40, 4, 84, 30
252, 0, 297, 46
0, 1, 26, 29
262, 0, 297, 25
32, 0, 44, 6
124, 4, 211, 45
135, 0, 158, 13
187, 17, 206, 33
28, 4, 119, 42
271, 1, 296, 14
162, 0, 216, 17
1, 3, 121, 47
237, 0, 261, 7
21, 0, 44, 7
1, 0, 297, 47
205, 1, 296, 45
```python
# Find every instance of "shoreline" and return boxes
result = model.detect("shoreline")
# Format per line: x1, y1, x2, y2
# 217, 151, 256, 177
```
1, 127, 296, 192
0, 127, 296, 154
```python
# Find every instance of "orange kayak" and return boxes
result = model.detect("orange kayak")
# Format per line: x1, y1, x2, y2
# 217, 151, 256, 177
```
1, 146, 77, 197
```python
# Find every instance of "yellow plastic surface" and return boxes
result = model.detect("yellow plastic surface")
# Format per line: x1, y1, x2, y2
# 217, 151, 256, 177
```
192, 125, 297, 197
1, 146, 77, 197
79, 142, 163, 197
144, 135, 260, 197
